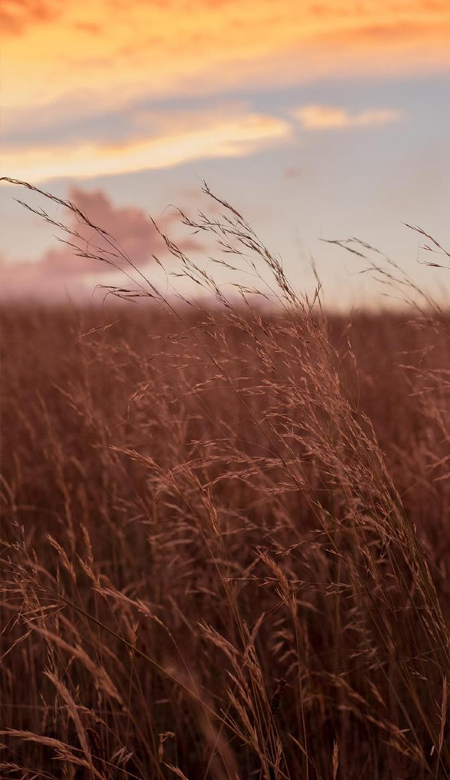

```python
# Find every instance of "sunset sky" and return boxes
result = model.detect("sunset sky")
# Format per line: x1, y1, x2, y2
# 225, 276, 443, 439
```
1, 0, 449, 305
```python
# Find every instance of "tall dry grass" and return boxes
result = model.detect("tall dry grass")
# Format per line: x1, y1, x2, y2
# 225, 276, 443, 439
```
1, 178, 450, 778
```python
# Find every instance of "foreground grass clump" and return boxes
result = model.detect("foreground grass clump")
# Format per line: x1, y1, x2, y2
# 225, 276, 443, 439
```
1, 180, 450, 779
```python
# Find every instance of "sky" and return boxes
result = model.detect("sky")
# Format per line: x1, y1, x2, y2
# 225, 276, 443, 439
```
1, 0, 450, 307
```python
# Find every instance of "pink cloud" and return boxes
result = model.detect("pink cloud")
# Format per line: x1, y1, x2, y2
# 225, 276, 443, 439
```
0, 186, 202, 300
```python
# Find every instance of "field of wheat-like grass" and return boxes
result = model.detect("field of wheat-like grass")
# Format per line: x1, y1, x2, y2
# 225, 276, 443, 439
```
1, 181, 450, 779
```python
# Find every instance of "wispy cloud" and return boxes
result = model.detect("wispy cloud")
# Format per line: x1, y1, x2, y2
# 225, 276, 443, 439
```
294, 105, 402, 130
3, 1, 450, 114
1, 110, 291, 182
1, 0, 60, 35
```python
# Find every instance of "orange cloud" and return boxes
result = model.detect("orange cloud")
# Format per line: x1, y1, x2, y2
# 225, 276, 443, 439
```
1, 109, 291, 182
0, 0, 60, 35
2, 1, 450, 114
295, 105, 402, 130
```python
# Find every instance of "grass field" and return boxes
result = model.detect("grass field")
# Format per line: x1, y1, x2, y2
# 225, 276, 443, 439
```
1, 185, 450, 779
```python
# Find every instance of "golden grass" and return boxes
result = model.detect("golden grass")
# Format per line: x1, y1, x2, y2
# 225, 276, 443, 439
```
1, 179, 450, 778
